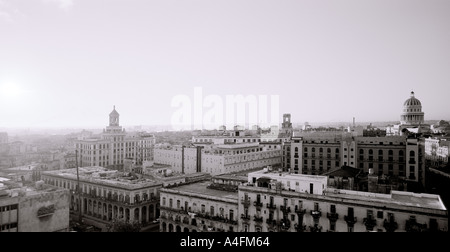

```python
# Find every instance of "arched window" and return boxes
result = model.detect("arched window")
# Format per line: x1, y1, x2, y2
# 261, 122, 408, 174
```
312, 147, 316, 152
369, 149, 373, 155
336, 148, 339, 153
399, 150, 404, 156
378, 150, 383, 155
304, 147, 308, 152
295, 147, 299, 153
359, 149, 364, 154
319, 148, 323, 153
327, 148, 331, 153
410, 151, 415, 156
388, 150, 393, 156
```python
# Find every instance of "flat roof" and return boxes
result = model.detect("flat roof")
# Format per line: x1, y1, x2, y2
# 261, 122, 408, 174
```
163, 181, 238, 201
248, 170, 328, 182
43, 166, 162, 189
324, 189, 447, 211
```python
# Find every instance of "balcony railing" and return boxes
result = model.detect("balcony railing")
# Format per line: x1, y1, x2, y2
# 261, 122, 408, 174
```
241, 214, 251, 221
254, 216, 264, 223
241, 198, 251, 207
295, 224, 306, 232
405, 218, 428, 232
280, 205, 291, 213
295, 207, 306, 216
279, 220, 291, 231
253, 201, 263, 208
310, 210, 322, 219
266, 219, 277, 227
345, 215, 357, 226
383, 218, 398, 232
363, 216, 377, 231
266, 203, 277, 210
327, 212, 339, 222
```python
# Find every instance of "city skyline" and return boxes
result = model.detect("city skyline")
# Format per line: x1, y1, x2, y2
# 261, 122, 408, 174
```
1, 0, 449, 129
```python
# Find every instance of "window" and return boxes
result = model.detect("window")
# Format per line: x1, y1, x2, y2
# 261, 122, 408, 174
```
210, 206, 215, 216
314, 202, 319, 211
177, 200, 181, 209
377, 211, 383, 219
331, 205, 336, 213
348, 207, 354, 217
201, 205, 206, 213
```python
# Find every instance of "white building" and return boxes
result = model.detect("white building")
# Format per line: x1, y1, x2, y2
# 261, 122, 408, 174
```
75, 107, 156, 169
154, 143, 282, 176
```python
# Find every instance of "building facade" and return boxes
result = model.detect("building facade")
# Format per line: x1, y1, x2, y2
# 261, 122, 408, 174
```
1, 179, 70, 232
41, 167, 162, 230
159, 181, 239, 232
75, 107, 156, 169
238, 171, 447, 232
154, 143, 282, 176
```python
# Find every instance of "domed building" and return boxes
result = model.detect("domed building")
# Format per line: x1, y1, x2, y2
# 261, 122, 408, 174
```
400, 91, 425, 125
387, 91, 430, 136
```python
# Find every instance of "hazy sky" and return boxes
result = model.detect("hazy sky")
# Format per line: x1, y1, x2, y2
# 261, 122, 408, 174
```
0, 0, 449, 129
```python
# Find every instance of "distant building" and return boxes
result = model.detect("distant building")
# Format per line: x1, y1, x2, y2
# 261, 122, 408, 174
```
425, 137, 450, 167
42, 166, 162, 231
75, 107, 156, 169
387, 91, 430, 136
0, 179, 70, 232
154, 143, 282, 176
0, 132, 8, 144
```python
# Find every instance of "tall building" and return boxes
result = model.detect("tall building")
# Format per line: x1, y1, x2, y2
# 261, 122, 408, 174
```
280, 114, 293, 137
75, 107, 156, 169
154, 143, 282, 176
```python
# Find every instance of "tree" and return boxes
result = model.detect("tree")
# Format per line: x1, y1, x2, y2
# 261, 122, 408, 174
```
106, 218, 142, 232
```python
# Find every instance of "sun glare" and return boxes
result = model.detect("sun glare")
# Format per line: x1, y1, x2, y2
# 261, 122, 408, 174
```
0, 82, 22, 98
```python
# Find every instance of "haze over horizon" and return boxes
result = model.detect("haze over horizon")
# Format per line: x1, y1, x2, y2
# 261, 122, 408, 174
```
1, 0, 449, 129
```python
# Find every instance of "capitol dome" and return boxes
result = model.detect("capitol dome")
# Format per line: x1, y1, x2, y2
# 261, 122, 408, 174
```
400, 91, 424, 125
403, 91, 422, 107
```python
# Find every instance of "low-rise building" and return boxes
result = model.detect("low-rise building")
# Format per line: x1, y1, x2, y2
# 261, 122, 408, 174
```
160, 181, 239, 232
42, 166, 162, 231
1, 178, 70, 232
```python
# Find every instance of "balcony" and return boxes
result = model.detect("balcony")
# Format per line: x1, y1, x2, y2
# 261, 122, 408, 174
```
266, 203, 277, 210
409, 160, 416, 164
241, 214, 251, 221
279, 220, 291, 231
295, 207, 306, 216
383, 218, 398, 232
310, 210, 322, 219
280, 205, 291, 213
295, 224, 306, 232
241, 198, 251, 207
253, 201, 263, 208
405, 217, 428, 232
266, 219, 277, 227
327, 212, 339, 222
344, 216, 357, 226
254, 216, 264, 223
363, 216, 377, 231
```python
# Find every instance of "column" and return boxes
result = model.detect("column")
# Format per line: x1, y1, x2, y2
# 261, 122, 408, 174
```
139, 207, 142, 223
146, 206, 150, 223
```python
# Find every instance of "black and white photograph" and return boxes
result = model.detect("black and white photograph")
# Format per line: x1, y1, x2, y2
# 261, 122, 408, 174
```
0, 0, 448, 241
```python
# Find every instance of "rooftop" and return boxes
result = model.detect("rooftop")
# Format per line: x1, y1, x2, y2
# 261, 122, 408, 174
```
323, 166, 362, 178
162, 181, 238, 202
325, 189, 447, 212
43, 166, 162, 190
